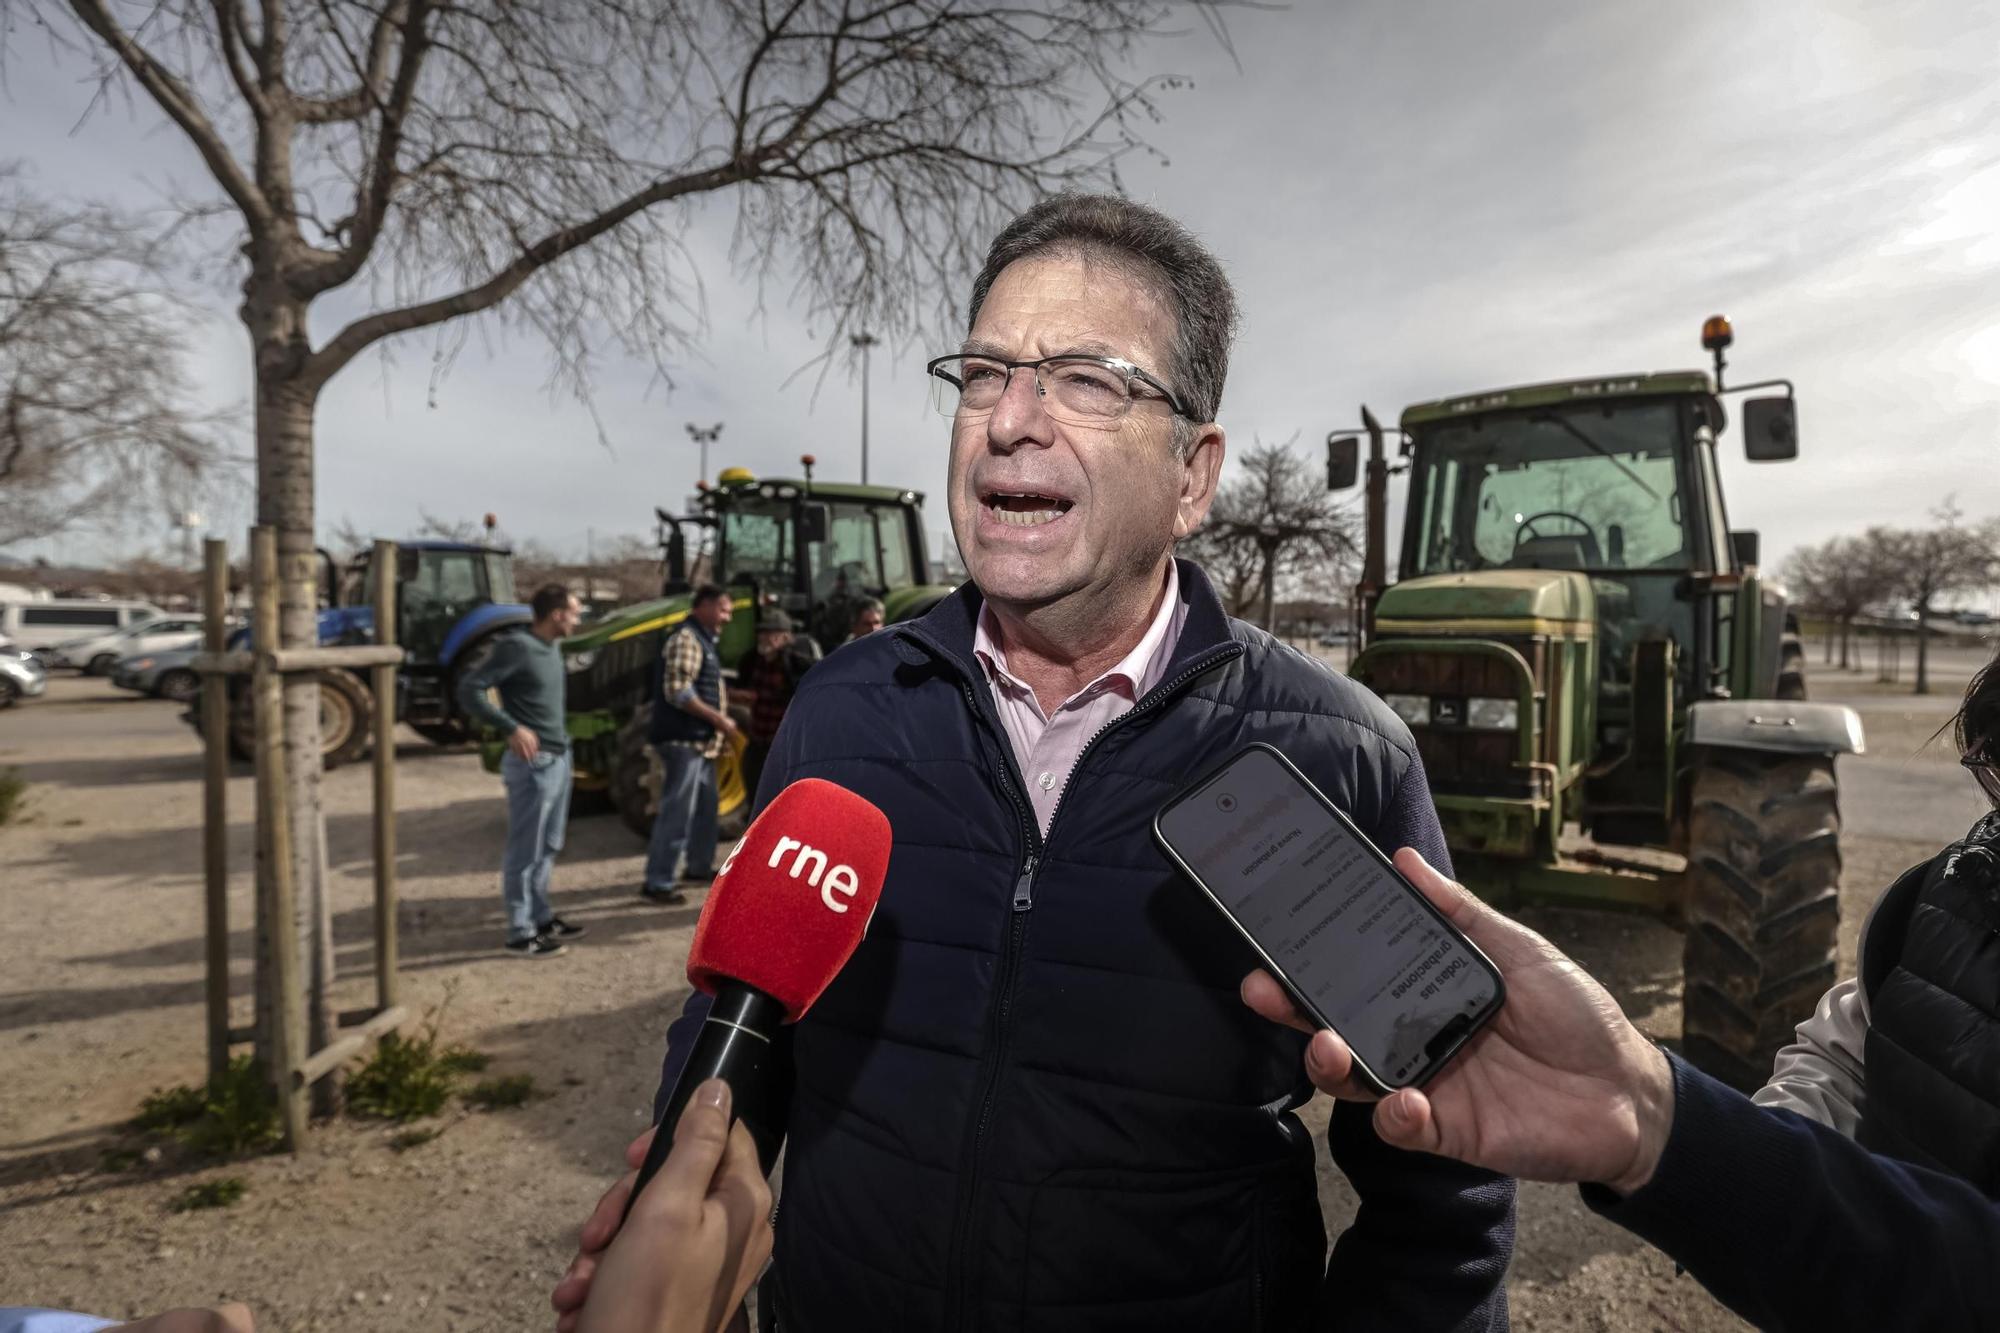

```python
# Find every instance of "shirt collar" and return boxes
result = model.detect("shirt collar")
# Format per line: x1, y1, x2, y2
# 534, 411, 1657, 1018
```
973, 561, 1183, 707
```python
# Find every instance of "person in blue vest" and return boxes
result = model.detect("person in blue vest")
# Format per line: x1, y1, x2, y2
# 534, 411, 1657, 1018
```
640, 584, 735, 907
558, 194, 1515, 1331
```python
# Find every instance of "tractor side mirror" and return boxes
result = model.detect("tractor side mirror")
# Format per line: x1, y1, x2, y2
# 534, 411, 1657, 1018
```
1730, 529, 1760, 570
799, 503, 830, 545
1742, 396, 1798, 461
1327, 436, 1360, 490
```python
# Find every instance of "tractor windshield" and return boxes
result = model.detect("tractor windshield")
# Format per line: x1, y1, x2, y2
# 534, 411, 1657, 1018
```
1408, 401, 1688, 576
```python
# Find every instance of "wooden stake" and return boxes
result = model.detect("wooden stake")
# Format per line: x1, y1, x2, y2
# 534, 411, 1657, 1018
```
201, 538, 231, 1084
371, 540, 400, 1011
253, 527, 309, 1149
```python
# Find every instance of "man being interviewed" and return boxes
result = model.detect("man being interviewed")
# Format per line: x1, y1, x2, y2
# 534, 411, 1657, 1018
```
558, 195, 1514, 1331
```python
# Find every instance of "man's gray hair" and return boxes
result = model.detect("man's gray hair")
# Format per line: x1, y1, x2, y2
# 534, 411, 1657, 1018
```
967, 194, 1237, 454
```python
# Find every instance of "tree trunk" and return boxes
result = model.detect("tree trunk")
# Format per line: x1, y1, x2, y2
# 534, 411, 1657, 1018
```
250, 287, 339, 1116
1914, 605, 1931, 695
1823, 625, 1834, 666
1838, 617, 1851, 670
1259, 545, 1277, 632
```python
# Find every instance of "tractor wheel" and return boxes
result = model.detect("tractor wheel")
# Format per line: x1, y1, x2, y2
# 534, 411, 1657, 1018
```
1681, 750, 1841, 1093
226, 672, 373, 769
611, 708, 660, 841
608, 705, 753, 844
316, 670, 374, 768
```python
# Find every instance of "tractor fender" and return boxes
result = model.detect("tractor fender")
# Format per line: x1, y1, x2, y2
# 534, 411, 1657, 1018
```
440, 602, 531, 667
1685, 699, 1866, 757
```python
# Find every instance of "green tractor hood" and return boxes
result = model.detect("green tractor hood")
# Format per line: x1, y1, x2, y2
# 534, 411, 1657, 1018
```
1375, 570, 1596, 636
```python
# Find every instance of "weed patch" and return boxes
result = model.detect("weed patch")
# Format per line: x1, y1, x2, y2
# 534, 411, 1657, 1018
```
0, 769, 25, 825
130, 1057, 280, 1159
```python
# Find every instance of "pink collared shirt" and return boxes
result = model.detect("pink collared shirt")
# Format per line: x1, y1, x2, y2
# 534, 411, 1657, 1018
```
974, 562, 1187, 836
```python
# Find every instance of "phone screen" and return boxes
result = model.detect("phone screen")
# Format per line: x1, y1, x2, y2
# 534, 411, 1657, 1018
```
1156, 745, 1502, 1087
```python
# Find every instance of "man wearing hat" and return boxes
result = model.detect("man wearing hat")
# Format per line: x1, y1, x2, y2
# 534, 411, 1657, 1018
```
736, 607, 821, 800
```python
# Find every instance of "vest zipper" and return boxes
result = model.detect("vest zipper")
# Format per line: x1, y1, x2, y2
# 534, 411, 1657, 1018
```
945, 677, 1042, 1328
940, 645, 1240, 1326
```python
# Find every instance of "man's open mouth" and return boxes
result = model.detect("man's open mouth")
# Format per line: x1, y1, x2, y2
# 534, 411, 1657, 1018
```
983, 490, 1074, 528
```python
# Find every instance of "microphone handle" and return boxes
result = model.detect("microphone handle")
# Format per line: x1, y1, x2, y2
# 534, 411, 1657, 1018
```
624, 983, 791, 1225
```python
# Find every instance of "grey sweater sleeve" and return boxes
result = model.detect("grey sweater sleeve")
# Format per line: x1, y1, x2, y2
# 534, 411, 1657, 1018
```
454, 635, 522, 735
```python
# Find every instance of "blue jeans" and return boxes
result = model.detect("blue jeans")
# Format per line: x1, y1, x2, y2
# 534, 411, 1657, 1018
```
643, 744, 717, 892
501, 747, 572, 943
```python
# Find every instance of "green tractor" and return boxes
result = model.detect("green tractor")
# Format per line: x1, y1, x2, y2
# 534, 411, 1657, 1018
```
1328, 316, 1862, 1091
548, 458, 957, 840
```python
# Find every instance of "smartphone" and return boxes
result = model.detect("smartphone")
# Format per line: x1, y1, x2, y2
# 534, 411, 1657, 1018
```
1154, 743, 1504, 1092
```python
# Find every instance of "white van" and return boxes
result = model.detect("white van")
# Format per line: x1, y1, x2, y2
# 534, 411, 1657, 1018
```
0, 600, 164, 654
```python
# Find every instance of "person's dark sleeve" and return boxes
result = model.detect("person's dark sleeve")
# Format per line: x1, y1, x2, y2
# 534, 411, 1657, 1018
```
652, 698, 808, 1121
1373, 750, 1455, 877
1318, 753, 1513, 1331
454, 635, 521, 735
1586, 1053, 2000, 1332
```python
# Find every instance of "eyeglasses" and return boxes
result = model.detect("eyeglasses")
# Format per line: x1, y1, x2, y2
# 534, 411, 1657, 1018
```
1964, 754, 2000, 808
926, 353, 1193, 425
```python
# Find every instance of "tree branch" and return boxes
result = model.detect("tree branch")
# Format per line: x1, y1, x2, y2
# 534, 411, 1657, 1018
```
61, 0, 274, 231
303, 159, 751, 388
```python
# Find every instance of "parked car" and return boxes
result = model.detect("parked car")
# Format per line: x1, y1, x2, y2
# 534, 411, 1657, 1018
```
0, 599, 163, 655
112, 644, 205, 703
1317, 627, 1354, 646
1, 645, 47, 707
48, 615, 206, 675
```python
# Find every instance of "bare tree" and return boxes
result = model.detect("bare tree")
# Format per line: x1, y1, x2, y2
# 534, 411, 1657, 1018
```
1183, 437, 1356, 630
0, 169, 233, 549
9, 0, 1221, 1087
1783, 534, 1896, 670
1869, 503, 2000, 694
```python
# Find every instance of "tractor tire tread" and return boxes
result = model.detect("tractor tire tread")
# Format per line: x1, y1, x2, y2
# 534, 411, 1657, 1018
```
1681, 750, 1842, 1093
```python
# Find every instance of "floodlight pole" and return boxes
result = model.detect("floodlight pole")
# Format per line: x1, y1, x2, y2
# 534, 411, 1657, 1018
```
851, 332, 879, 484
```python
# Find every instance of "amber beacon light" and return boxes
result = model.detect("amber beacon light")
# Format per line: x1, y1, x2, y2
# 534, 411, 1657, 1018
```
1700, 314, 1734, 352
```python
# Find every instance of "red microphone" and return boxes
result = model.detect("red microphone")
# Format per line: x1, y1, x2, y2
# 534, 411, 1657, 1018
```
626, 778, 891, 1212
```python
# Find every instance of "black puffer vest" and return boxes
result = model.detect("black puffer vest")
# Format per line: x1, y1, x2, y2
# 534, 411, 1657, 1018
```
1860, 809, 2000, 1193
708, 562, 1515, 1333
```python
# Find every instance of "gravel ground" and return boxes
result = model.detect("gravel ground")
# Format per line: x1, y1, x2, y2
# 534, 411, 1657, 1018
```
0, 642, 1989, 1329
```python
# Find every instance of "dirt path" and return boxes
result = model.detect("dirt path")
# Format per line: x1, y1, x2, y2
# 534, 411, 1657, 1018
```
0, 647, 1986, 1330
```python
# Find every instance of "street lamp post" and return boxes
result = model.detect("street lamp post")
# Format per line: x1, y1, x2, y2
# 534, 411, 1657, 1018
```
851, 331, 878, 484
685, 421, 724, 486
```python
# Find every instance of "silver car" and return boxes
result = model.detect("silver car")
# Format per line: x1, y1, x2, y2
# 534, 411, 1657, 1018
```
1, 644, 47, 707
111, 644, 204, 703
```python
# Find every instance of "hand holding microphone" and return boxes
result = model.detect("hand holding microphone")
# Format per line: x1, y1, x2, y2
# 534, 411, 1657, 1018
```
555, 778, 892, 1332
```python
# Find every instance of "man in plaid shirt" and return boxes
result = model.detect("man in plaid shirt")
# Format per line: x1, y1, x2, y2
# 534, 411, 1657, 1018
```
640, 583, 735, 906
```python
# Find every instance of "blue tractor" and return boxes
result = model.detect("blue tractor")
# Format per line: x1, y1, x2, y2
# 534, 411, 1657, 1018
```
211, 541, 530, 766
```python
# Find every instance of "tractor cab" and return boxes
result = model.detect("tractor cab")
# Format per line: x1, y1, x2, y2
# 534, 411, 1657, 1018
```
340, 542, 517, 663
660, 460, 933, 659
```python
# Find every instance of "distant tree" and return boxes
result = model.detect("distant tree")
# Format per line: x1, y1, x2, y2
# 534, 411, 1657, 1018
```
1783, 534, 1896, 669
0, 169, 233, 549
1868, 502, 2000, 694
1183, 438, 1357, 630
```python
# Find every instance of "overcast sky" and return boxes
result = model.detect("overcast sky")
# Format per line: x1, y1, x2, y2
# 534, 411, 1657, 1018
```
7, 0, 1999, 582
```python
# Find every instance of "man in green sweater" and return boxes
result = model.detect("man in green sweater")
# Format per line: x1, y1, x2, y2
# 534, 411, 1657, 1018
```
456, 583, 585, 958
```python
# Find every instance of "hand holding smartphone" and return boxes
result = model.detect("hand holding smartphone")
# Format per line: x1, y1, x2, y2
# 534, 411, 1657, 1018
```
1155, 744, 1504, 1092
